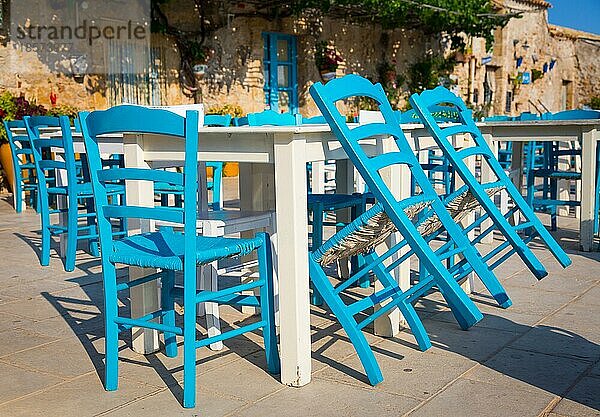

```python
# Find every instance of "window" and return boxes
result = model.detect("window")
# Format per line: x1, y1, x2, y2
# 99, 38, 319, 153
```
505, 91, 513, 113
561, 80, 573, 110
483, 68, 496, 106
263, 32, 298, 113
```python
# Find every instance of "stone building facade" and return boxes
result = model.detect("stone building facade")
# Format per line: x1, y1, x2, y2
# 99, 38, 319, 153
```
0, 0, 598, 117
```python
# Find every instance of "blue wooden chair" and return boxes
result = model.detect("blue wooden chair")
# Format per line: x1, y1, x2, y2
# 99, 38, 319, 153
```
4, 120, 39, 213
23, 115, 126, 272
527, 110, 600, 230
80, 105, 279, 408
409, 86, 572, 280
400, 108, 457, 195
245, 110, 366, 305
155, 114, 231, 210
308, 74, 514, 385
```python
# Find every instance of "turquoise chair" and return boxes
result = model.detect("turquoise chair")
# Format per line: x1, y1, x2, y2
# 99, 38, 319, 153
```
245, 110, 366, 305
81, 105, 279, 408
4, 120, 39, 213
24, 115, 126, 272
308, 74, 513, 385
400, 108, 457, 195
155, 114, 231, 210
409, 86, 572, 279
527, 110, 600, 230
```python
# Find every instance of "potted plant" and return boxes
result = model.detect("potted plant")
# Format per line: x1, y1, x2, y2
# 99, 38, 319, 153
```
0, 92, 47, 192
188, 42, 212, 79
315, 41, 342, 82
206, 104, 245, 177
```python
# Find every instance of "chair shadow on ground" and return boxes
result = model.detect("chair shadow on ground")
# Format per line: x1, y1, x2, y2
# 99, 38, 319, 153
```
308, 288, 599, 412
41, 274, 279, 407
13, 231, 106, 278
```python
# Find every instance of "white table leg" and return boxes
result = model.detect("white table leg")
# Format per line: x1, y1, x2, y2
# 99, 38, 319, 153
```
374, 135, 408, 336
335, 159, 354, 279
198, 219, 224, 351
579, 128, 598, 252
239, 163, 276, 316
273, 133, 311, 387
124, 134, 160, 354
479, 134, 497, 244
311, 161, 325, 194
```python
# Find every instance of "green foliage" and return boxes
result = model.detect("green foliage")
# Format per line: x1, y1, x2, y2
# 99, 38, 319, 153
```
0, 92, 48, 144
46, 104, 80, 121
406, 55, 455, 94
315, 41, 342, 72
207, 104, 244, 117
531, 68, 543, 83
590, 96, 600, 110
292, 0, 514, 50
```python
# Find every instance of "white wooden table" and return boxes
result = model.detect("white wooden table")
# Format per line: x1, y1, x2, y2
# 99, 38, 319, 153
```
62, 125, 409, 388
476, 119, 600, 251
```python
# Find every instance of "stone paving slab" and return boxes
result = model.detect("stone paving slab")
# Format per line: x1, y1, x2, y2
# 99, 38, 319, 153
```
0, 193, 599, 416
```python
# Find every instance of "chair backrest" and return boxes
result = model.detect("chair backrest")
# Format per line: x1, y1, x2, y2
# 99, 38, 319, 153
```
545, 109, 600, 120
81, 105, 199, 272
484, 115, 511, 122
246, 110, 298, 126
24, 115, 79, 203
302, 115, 326, 125
517, 112, 539, 121
400, 106, 460, 124
309, 74, 443, 233
204, 114, 232, 127
4, 119, 33, 168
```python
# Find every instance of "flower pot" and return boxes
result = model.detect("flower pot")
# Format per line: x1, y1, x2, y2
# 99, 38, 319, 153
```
0, 143, 15, 193
223, 162, 239, 177
320, 71, 336, 82
193, 64, 208, 79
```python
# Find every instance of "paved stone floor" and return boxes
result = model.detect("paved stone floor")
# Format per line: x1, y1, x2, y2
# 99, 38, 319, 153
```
0, 183, 598, 416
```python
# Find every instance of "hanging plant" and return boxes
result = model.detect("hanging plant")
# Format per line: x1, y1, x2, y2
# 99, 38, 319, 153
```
531, 68, 543, 83
315, 41, 342, 81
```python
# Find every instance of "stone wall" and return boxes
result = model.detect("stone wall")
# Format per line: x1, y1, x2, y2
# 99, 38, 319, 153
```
453, 1, 600, 116
0, 0, 598, 117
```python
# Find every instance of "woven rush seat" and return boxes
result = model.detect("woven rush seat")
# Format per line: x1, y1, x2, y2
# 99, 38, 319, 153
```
314, 185, 504, 266
109, 228, 262, 270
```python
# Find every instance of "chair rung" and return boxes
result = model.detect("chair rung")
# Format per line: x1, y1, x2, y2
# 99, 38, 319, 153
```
357, 295, 405, 330
437, 246, 463, 261
115, 271, 163, 291
513, 222, 534, 231
115, 311, 182, 335
208, 293, 261, 307
347, 286, 397, 316
196, 320, 265, 349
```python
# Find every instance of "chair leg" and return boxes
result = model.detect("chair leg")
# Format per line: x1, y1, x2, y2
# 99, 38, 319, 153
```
65, 204, 78, 272
183, 269, 197, 408
257, 233, 280, 374
427, 260, 482, 330
40, 209, 51, 267
309, 259, 383, 385
369, 260, 432, 351
14, 176, 23, 213
104, 263, 120, 391
310, 206, 324, 306
161, 270, 178, 358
